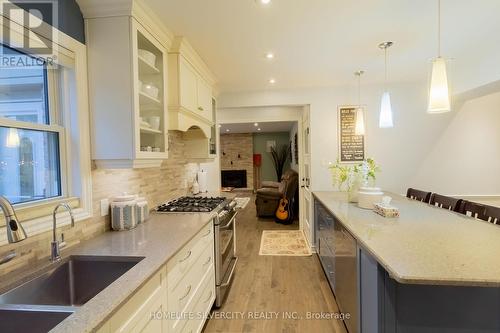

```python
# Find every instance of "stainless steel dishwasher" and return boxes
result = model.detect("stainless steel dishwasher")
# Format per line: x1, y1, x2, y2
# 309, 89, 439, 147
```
334, 223, 359, 333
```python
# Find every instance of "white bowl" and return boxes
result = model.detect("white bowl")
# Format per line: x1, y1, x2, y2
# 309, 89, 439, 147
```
138, 49, 156, 67
147, 116, 161, 130
358, 187, 384, 210
140, 82, 159, 99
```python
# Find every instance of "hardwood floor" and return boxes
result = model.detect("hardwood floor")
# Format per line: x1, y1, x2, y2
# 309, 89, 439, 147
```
204, 192, 347, 333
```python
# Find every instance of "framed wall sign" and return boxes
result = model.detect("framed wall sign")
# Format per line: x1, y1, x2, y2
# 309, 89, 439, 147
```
338, 106, 365, 162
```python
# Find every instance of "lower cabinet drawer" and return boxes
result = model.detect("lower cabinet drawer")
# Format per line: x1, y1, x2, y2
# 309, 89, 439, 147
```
168, 223, 213, 291
178, 270, 216, 333
109, 266, 167, 333
168, 248, 214, 332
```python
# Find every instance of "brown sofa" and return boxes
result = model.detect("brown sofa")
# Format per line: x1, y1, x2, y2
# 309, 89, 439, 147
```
255, 169, 298, 217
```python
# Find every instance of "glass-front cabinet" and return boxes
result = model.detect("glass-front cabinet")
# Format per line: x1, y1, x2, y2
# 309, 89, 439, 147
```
86, 16, 169, 168
134, 23, 168, 160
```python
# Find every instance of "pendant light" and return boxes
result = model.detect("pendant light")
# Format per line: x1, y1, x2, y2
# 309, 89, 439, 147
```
6, 128, 20, 148
354, 70, 365, 136
428, 0, 451, 113
379, 41, 394, 128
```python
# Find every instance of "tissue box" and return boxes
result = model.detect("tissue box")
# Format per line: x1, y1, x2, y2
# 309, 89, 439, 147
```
373, 203, 400, 218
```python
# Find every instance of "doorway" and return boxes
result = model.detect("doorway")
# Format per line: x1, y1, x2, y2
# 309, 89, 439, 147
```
217, 105, 312, 248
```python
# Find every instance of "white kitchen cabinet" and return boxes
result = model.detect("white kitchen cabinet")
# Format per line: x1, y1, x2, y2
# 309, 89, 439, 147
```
86, 16, 169, 168
196, 78, 213, 121
179, 57, 198, 113
167, 222, 216, 333
183, 98, 218, 159
168, 37, 216, 140
96, 223, 215, 333
97, 266, 167, 333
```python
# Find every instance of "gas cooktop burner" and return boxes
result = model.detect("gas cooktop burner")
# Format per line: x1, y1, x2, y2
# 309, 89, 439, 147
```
156, 196, 227, 213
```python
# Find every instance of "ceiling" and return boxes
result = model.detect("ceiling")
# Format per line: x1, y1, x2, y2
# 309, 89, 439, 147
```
220, 121, 295, 134
146, 0, 500, 93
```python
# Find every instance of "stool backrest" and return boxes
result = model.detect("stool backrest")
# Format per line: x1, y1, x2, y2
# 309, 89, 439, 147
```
460, 201, 487, 220
406, 188, 432, 203
429, 193, 462, 212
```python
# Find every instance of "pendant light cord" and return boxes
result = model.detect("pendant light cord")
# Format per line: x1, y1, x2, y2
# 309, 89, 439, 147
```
358, 73, 361, 106
438, 0, 441, 57
384, 47, 388, 91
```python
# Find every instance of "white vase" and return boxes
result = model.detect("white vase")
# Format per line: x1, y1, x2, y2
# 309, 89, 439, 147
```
348, 181, 361, 203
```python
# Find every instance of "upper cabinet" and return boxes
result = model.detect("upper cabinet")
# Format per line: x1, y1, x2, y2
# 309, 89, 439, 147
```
86, 16, 169, 168
79, 0, 218, 164
168, 37, 216, 139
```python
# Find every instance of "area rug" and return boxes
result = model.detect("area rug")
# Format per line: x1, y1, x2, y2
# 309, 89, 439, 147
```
259, 230, 312, 256
234, 197, 251, 210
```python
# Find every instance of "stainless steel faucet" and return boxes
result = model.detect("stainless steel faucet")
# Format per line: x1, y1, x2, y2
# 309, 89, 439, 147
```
0, 196, 27, 243
51, 203, 75, 262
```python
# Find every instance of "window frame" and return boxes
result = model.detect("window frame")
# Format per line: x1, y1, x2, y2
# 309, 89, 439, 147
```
0, 4, 93, 245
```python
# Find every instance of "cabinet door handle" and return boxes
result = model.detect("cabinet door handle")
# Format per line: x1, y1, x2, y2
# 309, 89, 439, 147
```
203, 256, 212, 266
179, 250, 192, 263
179, 285, 192, 301
202, 228, 211, 237
198, 106, 204, 111
203, 290, 213, 303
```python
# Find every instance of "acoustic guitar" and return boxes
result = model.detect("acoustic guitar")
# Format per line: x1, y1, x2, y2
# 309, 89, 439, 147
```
275, 192, 293, 224
276, 197, 290, 222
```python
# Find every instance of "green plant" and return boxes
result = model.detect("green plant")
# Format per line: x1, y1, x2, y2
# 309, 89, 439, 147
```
329, 158, 380, 191
270, 144, 291, 181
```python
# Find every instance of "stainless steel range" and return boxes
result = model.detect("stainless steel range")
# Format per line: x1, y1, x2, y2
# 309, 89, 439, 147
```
156, 196, 237, 307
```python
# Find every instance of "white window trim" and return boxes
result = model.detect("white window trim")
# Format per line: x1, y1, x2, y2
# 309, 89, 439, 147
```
0, 3, 93, 245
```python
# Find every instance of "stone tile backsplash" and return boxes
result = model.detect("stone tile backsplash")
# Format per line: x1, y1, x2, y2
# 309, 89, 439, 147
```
0, 131, 199, 276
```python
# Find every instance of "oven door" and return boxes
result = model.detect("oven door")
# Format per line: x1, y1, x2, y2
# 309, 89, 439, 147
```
215, 211, 236, 285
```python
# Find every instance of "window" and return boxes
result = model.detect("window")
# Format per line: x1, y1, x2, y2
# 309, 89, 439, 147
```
0, 5, 91, 243
0, 44, 64, 204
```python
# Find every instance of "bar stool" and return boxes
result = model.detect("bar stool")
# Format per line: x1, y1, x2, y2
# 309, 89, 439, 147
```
429, 193, 462, 212
406, 188, 432, 203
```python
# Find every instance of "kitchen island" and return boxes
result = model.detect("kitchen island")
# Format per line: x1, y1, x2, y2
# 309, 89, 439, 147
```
313, 191, 500, 333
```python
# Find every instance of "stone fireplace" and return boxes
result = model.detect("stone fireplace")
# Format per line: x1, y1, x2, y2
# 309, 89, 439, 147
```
220, 133, 254, 190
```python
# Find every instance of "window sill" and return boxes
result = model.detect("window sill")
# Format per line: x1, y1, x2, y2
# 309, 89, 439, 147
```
0, 201, 93, 247
12, 197, 80, 221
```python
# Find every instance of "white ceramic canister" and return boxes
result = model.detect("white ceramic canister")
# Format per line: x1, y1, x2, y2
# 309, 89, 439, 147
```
357, 187, 384, 210
111, 194, 138, 231
136, 197, 149, 224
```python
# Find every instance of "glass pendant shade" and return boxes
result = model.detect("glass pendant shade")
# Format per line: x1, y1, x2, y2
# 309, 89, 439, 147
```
428, 57, 450, 113
6, 128, 20, 148
354, 107, 365, 136
379, 92, 393, 128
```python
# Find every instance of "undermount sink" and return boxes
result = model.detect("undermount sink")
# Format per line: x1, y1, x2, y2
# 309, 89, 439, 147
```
0, 255, 144, 332
0, 309, 73, 333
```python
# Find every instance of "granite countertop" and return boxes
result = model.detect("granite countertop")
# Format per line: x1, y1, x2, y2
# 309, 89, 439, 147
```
0, 192, 235, 333
313, 191, 500, 287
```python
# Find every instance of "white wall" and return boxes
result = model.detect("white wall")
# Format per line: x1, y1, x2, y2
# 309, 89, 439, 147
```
411, 91, 500, 205
218, 105, 301, 124
219, 82, 500, 197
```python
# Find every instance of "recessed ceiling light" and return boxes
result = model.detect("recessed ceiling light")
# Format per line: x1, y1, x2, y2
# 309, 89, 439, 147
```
260, 0, 271, 4
269, 78, 276, 84
254, 122, 259, 127
265, 52, 274, 59
257, 128, 261, 131
226, 129, 230, 132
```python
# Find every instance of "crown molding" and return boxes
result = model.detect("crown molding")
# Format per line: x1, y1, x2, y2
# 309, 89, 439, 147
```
77, 0, 174, 54
76, 0, 133, 18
